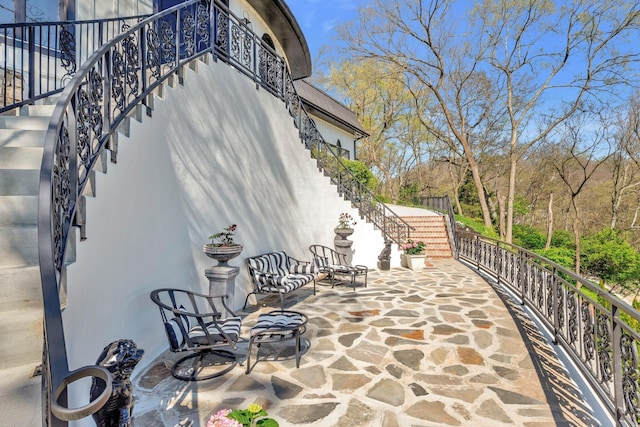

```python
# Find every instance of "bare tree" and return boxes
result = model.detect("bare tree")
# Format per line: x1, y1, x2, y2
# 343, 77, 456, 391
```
333, 0, 640, 240
550, 112, 613, 274
611, 93, 640, 229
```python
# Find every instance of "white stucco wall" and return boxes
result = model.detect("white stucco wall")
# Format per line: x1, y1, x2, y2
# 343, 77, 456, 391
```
76, 0, 153, 20
63, 55, 398, 418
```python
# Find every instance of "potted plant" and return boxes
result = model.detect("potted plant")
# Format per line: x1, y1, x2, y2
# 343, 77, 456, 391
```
400, 239, 427, 271
203, 224, 243, 266
207, 404, 278, 427
334, 212, 356, 238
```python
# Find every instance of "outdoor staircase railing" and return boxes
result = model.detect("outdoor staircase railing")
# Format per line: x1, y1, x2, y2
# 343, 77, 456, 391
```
37, 0, 409, 424
0, 14, 150, 113
457, 231, 640, 426
285, 100, 413, 244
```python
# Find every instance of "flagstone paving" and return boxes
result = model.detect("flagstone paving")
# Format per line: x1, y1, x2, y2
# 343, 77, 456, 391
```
133, 259, 601, 426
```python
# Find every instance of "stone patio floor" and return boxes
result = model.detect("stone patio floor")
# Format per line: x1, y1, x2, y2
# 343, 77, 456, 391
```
133, 259, 603, 426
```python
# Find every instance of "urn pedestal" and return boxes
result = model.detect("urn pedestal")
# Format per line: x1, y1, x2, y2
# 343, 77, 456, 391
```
334, 228, 354, 265
203, 245, 243, 304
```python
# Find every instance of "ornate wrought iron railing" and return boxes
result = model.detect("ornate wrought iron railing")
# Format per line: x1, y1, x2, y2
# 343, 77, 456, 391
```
457, 232, 640, 426
0, 15, 150, 113
283, 96, 412, 243
421, 195, 458, 258
38, 0, 410, 424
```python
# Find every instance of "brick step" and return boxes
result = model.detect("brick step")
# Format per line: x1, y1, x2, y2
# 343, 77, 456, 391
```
411, 232, 449, 238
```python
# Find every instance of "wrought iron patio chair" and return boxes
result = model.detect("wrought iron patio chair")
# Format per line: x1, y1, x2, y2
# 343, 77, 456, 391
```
150, 288, 242, 381
309, 244, 368, 291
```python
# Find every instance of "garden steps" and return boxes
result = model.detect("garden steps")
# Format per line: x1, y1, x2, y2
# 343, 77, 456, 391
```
401, 215, 453, 258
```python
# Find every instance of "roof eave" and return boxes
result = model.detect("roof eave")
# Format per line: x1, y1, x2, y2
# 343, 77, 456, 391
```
245, 0, 312, 80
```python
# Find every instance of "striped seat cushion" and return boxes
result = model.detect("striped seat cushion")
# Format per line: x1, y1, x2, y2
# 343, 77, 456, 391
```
261, 274, 314, 293
251, 311, 305, 336
289, 263, 316, 274
188, 317, 242, 345
333, 265, 367, 275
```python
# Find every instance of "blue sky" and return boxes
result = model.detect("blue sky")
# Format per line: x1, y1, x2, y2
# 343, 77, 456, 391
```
286, 0, 359, 62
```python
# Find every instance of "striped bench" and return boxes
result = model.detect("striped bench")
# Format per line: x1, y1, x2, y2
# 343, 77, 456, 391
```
244, 251, 317, 309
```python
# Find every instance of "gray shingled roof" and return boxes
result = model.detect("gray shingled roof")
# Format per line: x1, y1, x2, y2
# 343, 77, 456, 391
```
294, 80, 369, 137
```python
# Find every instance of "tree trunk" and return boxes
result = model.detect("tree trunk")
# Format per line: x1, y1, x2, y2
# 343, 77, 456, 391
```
505, 157, 517, 244
498, 194, 506, 241
468, 157, 493, 229
572, 201, 581, 275
545, 193, 554, 250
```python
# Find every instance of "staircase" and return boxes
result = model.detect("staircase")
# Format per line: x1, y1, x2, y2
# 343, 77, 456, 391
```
0, 103, 56, 424
401, 215, 453, 259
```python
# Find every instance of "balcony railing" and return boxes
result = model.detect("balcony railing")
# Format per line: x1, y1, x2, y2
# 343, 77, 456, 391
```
0, 15, 150, 113
37, 0, 410, 424
457, 231, 640, 426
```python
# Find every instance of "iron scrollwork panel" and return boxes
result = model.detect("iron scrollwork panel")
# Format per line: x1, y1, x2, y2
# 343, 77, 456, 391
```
60, 25, 77, 83
620, 331, 640, 422
596, 312, 613, 384
582, 300, 595, 363
53, 122, 72, 271
76, 68, 104, 191
567, 291, 578, 345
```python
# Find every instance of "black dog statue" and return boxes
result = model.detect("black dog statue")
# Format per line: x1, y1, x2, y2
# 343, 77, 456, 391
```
377, 239, 392, 270
90, 339, 144, 427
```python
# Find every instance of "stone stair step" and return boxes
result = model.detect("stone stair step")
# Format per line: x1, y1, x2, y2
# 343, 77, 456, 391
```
0, 227, 39, 268
0, 266, 42, 312
0, 169, 39, 196
0, 147, 43, 169
19, 104, 56, 117
0, 116, 50, 130
0, 129, 47, 147
0, 364, 42, 426
0, 195, 38, 227
0, 306, 43, 369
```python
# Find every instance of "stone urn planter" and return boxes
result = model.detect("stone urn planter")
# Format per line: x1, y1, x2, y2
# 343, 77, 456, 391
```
203, 244, 243, 267
401, 253, 426, 271
334, 228, 354, 239
334, 228, 354, 265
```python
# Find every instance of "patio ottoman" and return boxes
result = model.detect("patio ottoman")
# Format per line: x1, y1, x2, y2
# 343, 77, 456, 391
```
246, 310, 308, 374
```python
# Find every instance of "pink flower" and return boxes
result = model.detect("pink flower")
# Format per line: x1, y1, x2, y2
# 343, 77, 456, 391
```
207, 409, 243, 427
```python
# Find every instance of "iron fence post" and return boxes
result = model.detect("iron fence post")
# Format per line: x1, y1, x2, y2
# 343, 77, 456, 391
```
28, 26, 35, 102
611, 303, 625, 425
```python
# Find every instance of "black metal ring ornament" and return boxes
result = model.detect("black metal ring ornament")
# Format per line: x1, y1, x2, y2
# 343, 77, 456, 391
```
51, 366, 113, 421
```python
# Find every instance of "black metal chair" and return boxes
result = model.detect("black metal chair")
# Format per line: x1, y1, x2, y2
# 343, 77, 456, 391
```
150, 288, 243, 381
309, 244, 368, 291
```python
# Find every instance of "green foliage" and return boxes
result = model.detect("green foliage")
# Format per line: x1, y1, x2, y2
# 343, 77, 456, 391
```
513, 224, 546, 250
533, 247, 575, 270
376, 193, 391, 203
399, 183, 420, 205
582, 229, 640, 285
512, 195, 530, 218
550, 230, 574, 249
459, 202, 484, 222
343, 159, 378, 191
455, 215, 499, 239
